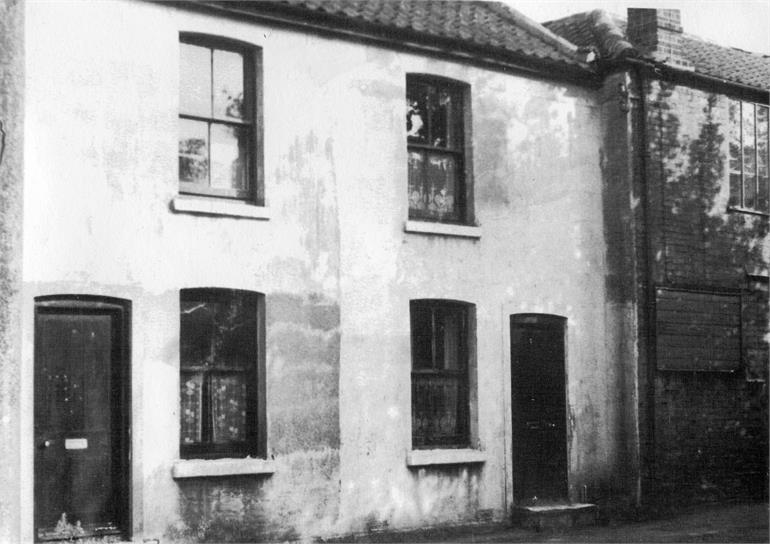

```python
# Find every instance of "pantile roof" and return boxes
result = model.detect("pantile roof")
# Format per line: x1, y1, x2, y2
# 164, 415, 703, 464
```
545, 10, 770, 90
193, 1, 593, 76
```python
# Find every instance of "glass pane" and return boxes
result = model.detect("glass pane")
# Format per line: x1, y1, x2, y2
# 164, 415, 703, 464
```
436, 307, 462, 370
180, 292, 256, 370
430, 89, 458, 149
757, 106, 769, 212
729, 173, 742, 207
216, 297, 257, 368
743, 102, 756, 209
411, 304, 433, 370
180, 372, 203, 444
181, 297, 217, 368
406, 82, 428, 144
758, 176, 769, 213
425, 153, 459, 221
211, 374, 247, 443
408, 151, 426, 215
728, 100, 742, 174
210, 124, 248, 191
411, 374, 466, 447
213, 49, 245, 120
180, 42, 211, 117
178, 118, 209, 185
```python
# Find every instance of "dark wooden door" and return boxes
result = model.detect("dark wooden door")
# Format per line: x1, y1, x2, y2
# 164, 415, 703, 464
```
34, 299, 129, 540
510, 314, 568, 504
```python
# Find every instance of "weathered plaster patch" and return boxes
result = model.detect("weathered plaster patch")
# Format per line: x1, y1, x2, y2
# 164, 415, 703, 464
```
173, 448, 340, 542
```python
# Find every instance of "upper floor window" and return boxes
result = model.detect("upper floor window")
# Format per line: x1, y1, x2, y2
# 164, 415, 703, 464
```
406, 75, 473, 224
410, 299, 473, 448
180, 288, 265, 458
179, 35, 263, 203
729, 101, 769, 214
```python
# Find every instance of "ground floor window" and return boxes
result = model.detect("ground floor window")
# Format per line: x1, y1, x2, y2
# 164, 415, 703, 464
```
410, 299, 473, 448
179, 288, 264, 458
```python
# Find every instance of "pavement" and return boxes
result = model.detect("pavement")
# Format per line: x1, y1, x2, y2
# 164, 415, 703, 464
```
338, 502, 769, 543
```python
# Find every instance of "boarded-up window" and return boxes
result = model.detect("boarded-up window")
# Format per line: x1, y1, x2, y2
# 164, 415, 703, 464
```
656, 289, 741, 371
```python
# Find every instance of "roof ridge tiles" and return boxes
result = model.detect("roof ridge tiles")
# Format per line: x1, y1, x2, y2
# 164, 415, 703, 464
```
483, 1, 581, 58
545, 8, 769, 91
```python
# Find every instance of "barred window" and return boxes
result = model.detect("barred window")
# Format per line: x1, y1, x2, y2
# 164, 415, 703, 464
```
410, 300, 472, 448
179, 288, 264, 458
729, 101, 769, 214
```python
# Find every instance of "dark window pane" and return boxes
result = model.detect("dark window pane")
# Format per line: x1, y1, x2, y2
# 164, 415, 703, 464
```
430, 89, 460, 149
412, 374, 467, 447
211, 373, 247, 443
729, 173, 742, 207
215, 297, 257, 369
408, 151, 426, 215
210, 123, 248, 191
436, 307, 462, 370
743, 103, 757, 209
728, 101, 742, 206
425, 153, 459, 221
180, 290, 258, 453
407, 83, 428, 144
757, 106, 769, 212
213, 49, 245, 120
181, 294, 256, 369
758, 177, 769, 214
180, 299, 217, 367
179, 119, 209, 185
411, 301, 470, 448
180, 43, 211, 117
729, 141, 742, 176
411, 304, 433, 370
180, 372, 203, 444
406, 77, 466, 224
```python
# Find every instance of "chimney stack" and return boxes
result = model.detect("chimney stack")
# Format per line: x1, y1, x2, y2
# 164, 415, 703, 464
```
627, 8, 694, 70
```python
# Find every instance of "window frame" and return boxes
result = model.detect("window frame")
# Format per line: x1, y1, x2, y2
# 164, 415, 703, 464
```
178, 33, 264, 205
406, 74, 474, 226
728, 100, 769, 215
179, 288, 266, 460
410, 299, 474, 449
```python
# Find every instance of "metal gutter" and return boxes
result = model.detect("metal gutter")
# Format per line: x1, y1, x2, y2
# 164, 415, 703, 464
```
157, 0, 602, 87
610, 57, 768, 104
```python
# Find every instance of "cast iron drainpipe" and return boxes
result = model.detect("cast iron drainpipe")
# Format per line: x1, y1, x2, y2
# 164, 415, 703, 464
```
624, 56, 657, 505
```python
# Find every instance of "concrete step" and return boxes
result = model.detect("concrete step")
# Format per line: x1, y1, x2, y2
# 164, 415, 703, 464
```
512, 503, 598, 531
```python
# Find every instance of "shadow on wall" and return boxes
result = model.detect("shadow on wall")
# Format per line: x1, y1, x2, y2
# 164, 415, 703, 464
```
645, 81, 768, 505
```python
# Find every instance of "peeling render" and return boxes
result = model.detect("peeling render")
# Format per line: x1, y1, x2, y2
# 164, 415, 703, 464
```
0, 1, 24, 541
13, 0, 643, 541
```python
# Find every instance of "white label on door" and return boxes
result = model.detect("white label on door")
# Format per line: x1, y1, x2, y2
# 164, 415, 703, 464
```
64, 438, 88, 450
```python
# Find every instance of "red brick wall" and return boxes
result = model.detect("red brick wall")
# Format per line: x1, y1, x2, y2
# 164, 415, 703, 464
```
637, 79, 768, 504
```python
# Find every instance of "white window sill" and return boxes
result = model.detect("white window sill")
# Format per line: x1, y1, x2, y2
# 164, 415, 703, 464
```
172, 457, 276, 479
172, 196, 271, 220
404, 220, 481, 239
406, 448, 487, 467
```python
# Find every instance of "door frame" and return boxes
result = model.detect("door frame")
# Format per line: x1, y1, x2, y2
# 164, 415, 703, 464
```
33, 295, 132, 541
501, 307, 571, 512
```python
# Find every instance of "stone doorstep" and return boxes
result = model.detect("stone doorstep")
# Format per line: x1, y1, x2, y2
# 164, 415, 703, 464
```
512, 503, 598, 531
